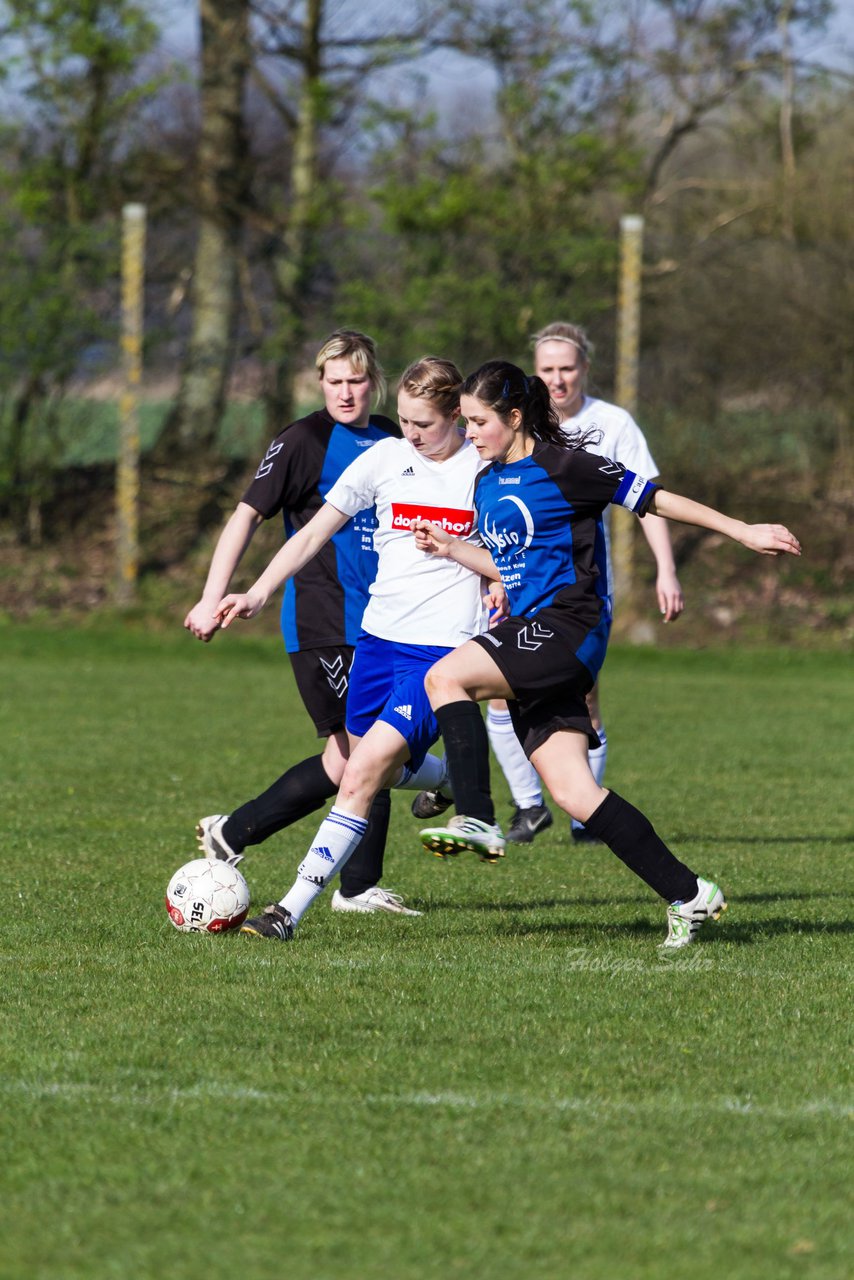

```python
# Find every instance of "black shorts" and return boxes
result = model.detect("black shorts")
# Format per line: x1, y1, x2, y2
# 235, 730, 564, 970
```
290, 645, 354, 736
472, 613, 602, 757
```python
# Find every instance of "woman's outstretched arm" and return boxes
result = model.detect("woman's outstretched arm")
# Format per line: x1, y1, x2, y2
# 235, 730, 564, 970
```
650, 491, 801, 557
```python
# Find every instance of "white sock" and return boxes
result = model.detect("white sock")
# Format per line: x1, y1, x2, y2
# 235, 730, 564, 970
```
395, 752, 448, 792
280, 807, 368, 924
486, 706, 542, 809
572, 727, 608, 831
589, 727, 607, 786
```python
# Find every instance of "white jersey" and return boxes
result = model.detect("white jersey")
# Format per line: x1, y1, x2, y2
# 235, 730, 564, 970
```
325, 436, 488, 647
561, 396, 659, 574
562, 395, 658, 476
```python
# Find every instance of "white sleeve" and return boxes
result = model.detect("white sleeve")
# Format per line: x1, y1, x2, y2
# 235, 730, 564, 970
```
613, 412, 658, 479
324, 444, 381, 516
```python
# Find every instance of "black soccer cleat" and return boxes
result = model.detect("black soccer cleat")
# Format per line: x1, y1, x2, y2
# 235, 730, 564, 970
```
240, 903, 294, 941
506, 804, 554, 844
411, 789, 454, 820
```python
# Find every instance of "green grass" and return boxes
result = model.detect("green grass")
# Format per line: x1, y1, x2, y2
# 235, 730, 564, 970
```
59, 399, 270, 465
54, 397, 314, 466
1, 627, 851, 1280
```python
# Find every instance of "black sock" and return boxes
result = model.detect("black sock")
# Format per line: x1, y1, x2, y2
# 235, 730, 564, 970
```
435, 701, 494, 826
223, 754, 337, 851
339, 789, 391, 897
583, 790, 699, 903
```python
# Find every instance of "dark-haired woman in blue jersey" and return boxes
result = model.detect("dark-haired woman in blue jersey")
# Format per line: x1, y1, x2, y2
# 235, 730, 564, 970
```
414, 361, 801, 950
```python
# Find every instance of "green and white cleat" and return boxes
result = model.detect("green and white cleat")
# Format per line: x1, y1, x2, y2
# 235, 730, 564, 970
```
420, 815, 506, 864
661, 877, 727, 950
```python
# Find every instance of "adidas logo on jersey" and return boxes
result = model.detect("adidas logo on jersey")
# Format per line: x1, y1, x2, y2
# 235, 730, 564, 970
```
401, 466, 415, 476
394, 704, 413, 720
311, 846, 335, 862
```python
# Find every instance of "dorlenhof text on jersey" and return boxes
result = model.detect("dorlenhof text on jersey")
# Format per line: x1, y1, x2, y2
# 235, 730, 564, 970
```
390, 503, 474, 536
165, 858, 250, 933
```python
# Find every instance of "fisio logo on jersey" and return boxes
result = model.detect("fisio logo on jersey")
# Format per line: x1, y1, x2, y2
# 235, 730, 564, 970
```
390, 503, 474, 535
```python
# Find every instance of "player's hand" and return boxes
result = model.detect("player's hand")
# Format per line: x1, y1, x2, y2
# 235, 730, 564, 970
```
412, 517, 455, 557
215, 592, 266, 628
740, 524, 802, 556
483, 580, 509, 625
655, 570, 684, 623
184, 600, 222, 642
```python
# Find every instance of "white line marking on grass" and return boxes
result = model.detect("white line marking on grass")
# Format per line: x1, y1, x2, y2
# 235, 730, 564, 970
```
2, 1080, 850, 1120
366, 1092, 854, 1120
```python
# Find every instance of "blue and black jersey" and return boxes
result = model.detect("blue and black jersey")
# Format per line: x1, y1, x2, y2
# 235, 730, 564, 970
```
242, 408, 399, 652
475, 439, 658, 632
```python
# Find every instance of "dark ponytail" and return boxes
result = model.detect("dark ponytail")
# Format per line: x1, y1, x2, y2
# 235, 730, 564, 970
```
461, 360, 567, 447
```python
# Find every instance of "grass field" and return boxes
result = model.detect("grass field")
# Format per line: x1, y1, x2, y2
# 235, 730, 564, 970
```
1, 625, 851, 1280
56, 399, 271, 466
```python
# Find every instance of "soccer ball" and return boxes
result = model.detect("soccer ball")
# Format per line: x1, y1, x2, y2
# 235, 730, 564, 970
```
165, 858, 250, 933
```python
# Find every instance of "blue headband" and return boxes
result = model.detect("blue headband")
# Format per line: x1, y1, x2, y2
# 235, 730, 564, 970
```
502, 375, 530, 398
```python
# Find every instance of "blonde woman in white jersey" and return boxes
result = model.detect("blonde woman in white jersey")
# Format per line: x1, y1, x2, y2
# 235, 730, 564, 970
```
532, 323, 683, 839
415, 322, 684, 845
212, 358, 501, 941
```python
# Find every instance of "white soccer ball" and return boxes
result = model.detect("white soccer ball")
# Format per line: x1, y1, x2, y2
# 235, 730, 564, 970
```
165, 858, 250, 933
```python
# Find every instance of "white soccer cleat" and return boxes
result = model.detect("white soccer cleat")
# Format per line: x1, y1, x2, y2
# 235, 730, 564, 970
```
661, 877, 727, 950
195, 814, 244, 867
331, 886, 422, 916
420, 815, 506, 864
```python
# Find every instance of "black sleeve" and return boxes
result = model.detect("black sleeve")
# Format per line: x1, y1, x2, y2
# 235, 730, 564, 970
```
241, 418, 325, 520
553, 446, 658, 516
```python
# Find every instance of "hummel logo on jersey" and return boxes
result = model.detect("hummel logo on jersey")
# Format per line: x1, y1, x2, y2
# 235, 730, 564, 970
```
394, 704, 413, 720
498, 476, 521, 485
401, 466, 415, 476
254, 440, 284, 479
311, 846, 335, 862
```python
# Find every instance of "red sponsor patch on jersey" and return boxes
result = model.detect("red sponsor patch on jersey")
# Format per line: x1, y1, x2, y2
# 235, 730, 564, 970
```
391, 503, 474, 536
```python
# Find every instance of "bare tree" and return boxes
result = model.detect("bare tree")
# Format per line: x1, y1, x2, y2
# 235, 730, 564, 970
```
164, 0, 251, 453
249, 0, 442, 427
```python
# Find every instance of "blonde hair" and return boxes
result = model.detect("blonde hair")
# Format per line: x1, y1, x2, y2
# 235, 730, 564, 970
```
398, 356, 463, 418
315, 329, 387, 405
532, 321, 593, 364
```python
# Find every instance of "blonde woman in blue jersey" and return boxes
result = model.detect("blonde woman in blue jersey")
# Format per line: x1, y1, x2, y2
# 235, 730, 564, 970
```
184, 329, 414, 915
414, 360, 801, 950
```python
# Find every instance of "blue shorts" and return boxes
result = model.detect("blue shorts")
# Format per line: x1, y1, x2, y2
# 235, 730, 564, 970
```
345, 632, 452, 770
